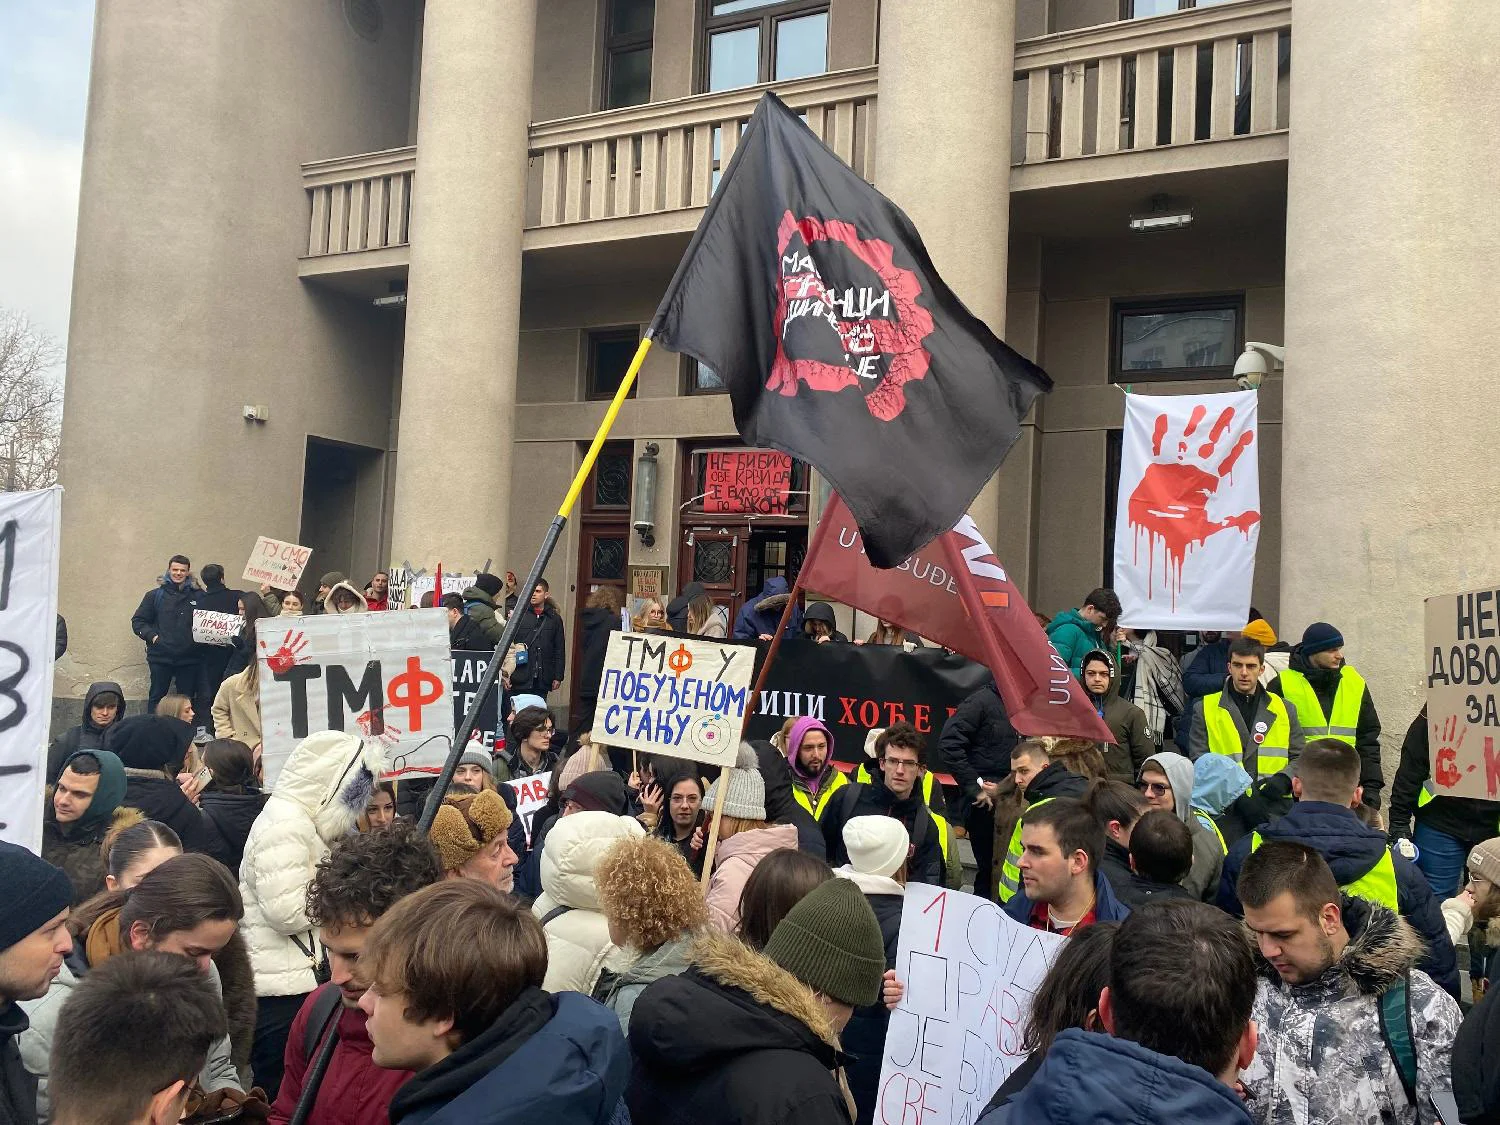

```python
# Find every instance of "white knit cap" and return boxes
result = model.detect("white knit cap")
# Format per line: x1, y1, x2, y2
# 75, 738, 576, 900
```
843, 815, 910, 879
703, 744, 766, 820
863, 728, 886, 761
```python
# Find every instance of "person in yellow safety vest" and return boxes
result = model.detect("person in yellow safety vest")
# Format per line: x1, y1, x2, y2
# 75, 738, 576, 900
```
820, 722, 949, 887
995, 738, 1090, 905
1388, 705, 1500, 898
782, 715, 848, 820
1267, 621, 1385, 812
856, 727, 960, 886
1187, 636, 1305, 825
1216, 738, 1462, 998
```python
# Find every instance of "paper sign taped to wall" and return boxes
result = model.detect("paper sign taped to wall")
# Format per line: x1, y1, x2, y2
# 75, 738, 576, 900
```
192, 610, 243, 646
243, 536, 312, 592
876, 883, 1066, 1125
595, 632, 755, 766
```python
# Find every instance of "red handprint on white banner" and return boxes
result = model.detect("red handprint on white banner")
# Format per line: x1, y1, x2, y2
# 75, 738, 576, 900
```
1128, 403, 1260, 603
262, 630, 308, 675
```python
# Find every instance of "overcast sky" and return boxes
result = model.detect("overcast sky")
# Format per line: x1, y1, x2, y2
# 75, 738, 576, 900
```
0, 0, 94, 360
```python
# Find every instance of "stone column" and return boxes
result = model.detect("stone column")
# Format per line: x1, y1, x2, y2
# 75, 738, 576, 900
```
392, 0, 537, 569
1280, 2, 1500, 765
874, 0, 1025, 568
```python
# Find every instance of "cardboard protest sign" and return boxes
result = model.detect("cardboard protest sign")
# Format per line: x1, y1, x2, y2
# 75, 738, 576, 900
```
192, 610, 242, 647
507, 772, 552, 844
409, 573, 472, 606
258, 609, 453, 787
243, 536, 312, 592
0, 487, 61, 850
702, 450, 794, 514
877, 883, 1065, 1125
1424, 585, 1500, 800
596, 632, 755, 766
452, 649, 502, 751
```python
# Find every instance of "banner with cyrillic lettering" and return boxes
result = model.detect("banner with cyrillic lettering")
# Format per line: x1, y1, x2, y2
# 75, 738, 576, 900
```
1424, 585, 1500, 801
452, 649, 503, 753
0, 487, 61, 850
596, 632, 755, 766
258, 610, 453, 787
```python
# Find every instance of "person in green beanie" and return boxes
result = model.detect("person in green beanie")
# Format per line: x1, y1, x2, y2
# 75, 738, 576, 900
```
627, 876, 886, 1124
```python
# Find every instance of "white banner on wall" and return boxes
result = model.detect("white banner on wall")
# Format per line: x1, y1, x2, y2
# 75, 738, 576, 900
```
258, 609, 454, 787
0, 487, 62, 851
1114, 390, 1261, 630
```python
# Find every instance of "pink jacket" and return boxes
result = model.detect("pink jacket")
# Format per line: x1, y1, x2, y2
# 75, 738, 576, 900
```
706, 823, 800, 932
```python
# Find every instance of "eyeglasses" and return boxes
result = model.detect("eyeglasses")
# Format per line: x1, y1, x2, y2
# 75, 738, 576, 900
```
1136, 781, 1170, 797
882, 757, 921, 772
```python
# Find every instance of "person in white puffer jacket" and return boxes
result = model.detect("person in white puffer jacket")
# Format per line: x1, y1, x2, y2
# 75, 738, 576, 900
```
532, 806, 645, 995
239, 730, 385, 1099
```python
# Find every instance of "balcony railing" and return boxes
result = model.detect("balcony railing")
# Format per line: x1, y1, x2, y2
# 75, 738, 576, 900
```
524, 67, 877, 233
303, 147, 414, 258
1012, 0, 1290, 166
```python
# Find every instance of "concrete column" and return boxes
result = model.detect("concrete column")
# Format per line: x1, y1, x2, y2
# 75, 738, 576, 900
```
874, 0, 1021, 559
1281, 3, 1500, 762
393, 0, 537, 570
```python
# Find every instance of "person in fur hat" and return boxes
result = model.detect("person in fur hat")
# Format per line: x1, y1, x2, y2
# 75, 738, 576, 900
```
431, 790, 518, 895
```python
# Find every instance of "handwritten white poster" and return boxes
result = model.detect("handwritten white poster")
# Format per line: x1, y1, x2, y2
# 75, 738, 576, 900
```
258, 610, 453, 786
1424, 586, 1500, 801
876, 883, 1066, 1125
507, 772, 552, 844
595, 632, 755, 766
243, 536, 312, 593
0, 487, 62, 851
192, 609, 242, 646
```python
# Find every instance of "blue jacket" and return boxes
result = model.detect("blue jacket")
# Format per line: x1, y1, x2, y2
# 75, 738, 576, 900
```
732, 576, 803, 640
978, 1029, 1253, 1124
1002, 865, 1132, 928
390, 990, 629, 1125
1043, 609, 1100, 676
1217, 800, 1460, 998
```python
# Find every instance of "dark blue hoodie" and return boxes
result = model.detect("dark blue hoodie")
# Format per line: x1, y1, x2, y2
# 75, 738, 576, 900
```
1217, 800, 1460, 998
978, 1029, 1253, 1124
1002, 864, 1132, 928
732, 576, 803, 640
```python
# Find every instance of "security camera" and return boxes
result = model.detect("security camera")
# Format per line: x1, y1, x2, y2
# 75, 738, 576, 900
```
1233, 342, 1285, 391
242, 405, 259, 421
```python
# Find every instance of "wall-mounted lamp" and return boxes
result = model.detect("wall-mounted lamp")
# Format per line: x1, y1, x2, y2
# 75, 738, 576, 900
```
1233, 341, 1285, 390
632, 442, 659, 548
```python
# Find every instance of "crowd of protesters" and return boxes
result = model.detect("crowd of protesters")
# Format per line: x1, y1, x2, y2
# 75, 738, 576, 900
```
5, 562, 1499, 1125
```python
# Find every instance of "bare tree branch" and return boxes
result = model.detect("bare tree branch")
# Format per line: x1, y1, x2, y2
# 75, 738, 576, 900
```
0, 310, 63, 491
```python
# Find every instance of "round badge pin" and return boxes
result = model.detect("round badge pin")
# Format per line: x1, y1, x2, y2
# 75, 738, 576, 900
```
1253, 732, 1265, 744
1254, 721, 1268, 733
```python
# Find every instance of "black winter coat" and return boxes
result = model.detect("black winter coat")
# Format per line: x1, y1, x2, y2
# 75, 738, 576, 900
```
46, 681, 125, 782
121, 770, 216, 854
509, 603, 566, 693
131, 576, 202, 664
0, 1004, 36, 1125
938, 684, 1019, 810
843, 891, 902, 1125
449, 612, 492, 653
195, 581, 243, 689
628, 933, 855, 1125
820, 780, 945, 887
1388, 707, 1499, 847
200, 788, 269, 876
576, 606, 619, 701
751, 741, 827, 860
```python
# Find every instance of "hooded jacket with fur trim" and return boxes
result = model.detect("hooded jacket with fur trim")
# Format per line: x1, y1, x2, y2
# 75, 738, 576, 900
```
627, 931, 855, 1125
531, 811, 645, 996
1242, 897, 1462, 1125
240, 732, 385, 996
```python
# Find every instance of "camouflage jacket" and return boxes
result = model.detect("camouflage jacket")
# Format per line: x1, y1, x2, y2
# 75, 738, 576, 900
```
1243, 897, 1462, 1125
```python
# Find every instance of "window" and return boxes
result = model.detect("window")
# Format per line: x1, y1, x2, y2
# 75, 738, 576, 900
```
1121, 0, 1237, 16
604, 0, 655, 109
587, 328, 642, 400
703, 0, 829, 92
685, 356, 727, 395
1111, 295, 1244, 383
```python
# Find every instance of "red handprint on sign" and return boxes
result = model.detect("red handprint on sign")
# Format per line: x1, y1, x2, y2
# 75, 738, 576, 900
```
261, 630, 308, 675
1128, 404, 1260, 602
1431, 714, 1467, 789
355, 709, 403, 749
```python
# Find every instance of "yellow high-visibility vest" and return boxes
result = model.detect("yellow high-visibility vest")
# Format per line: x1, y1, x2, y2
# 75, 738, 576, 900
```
792, 768, 850, 820
1204, 691, 1292, 779
1278, 666, 1365, 744
1249, 831, 1398, 910
1194, 809, 1228, 856
855, 763, 937, 807
997, 796, 1057, 904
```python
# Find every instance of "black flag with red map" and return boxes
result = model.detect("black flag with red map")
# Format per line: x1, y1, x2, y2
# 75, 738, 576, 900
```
649, 91, 1052, 569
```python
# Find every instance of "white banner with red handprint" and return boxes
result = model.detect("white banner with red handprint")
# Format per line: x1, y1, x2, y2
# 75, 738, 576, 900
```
1424, 587, 1500, 801
258, 609, 454, 788
1114, 390, 1261, 629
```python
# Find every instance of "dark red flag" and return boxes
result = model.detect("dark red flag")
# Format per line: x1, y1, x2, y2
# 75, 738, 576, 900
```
797, 494, 1113, 742
649, 92, 1051, 569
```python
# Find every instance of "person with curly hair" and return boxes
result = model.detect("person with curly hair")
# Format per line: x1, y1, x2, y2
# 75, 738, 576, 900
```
592, 836, 708, 1032
268, 820, 442, 1125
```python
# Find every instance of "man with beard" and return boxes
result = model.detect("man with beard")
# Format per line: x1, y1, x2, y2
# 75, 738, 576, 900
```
820, 723, 947, 886
269, 823, 443, 1125
1442, 837, 1500, 995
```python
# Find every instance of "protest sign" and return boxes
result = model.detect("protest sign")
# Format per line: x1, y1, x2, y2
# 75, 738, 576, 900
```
507, 772, 552, 844
702, 450, 793, 514
452, 649, 502, 751
409, 573, 472, 605
1424, 585, 1500, 800
243, 536, 312, 592
258, 609, 453, 787
877, 883, 1065, 1125
192, 609, 242, 647
0, 487, 61, 850
1114, 390, 1260, 629
596, 632, 755, 766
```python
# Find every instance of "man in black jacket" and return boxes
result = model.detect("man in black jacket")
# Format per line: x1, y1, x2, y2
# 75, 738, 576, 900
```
442, 593, 491, 652
938, 682, 1019, 900
821, 723, 946, 886
193, 564, 243, 731
130, 555, 202, 713
507, 579, 566, 699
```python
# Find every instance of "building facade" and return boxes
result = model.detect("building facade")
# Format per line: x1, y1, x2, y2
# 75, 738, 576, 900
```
57, 0, 1500, 767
